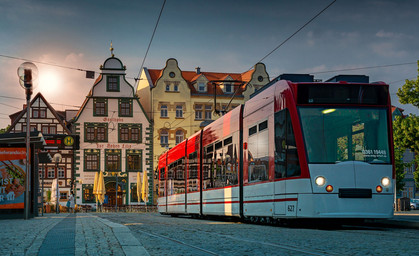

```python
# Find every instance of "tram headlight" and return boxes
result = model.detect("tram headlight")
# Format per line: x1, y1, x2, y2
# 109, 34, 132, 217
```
315, 176, 326, 187
381, 177, 391, 187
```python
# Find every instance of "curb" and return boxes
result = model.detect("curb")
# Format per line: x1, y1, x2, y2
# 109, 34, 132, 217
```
94, 215, 150, 256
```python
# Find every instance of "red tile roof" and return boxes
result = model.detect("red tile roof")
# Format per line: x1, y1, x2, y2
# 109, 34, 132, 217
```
146, 69, 255, 96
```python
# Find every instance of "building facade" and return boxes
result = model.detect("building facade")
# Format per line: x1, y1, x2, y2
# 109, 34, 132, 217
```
136, 58, 269, 201
7, 93, 75, 207
73, 54, 152, 207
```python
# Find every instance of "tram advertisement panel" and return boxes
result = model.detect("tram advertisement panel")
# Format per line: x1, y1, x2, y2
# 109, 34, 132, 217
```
0, 148, 27, 209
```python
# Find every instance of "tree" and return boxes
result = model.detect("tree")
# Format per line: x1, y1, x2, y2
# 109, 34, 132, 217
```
0, 125, 10, 134
397, 60, 419, 108
394, 60, 419, 188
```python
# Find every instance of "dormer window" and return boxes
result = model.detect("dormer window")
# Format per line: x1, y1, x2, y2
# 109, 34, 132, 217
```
107, 76, 119, 92
198, 82, 206, 92
224, 83, 232, 93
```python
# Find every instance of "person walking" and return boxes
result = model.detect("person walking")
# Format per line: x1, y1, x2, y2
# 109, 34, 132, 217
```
68, 193, 75, 213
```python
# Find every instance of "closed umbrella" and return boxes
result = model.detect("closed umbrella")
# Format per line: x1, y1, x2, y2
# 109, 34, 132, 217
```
97, 171, 106, 204
141, 171, 148, 203
136, 171, 141, 203
51, 179, 57, 205
93, 171, 99, 202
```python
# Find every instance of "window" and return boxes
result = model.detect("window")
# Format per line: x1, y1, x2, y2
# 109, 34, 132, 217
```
175, 130, 184, 145
107, 76, 119, 91
176, 105, 183, 118
126, 150, 142, 172
174, 84, 179, 91
161, 105, 168, 117
119, 99, 132, 117
42, 125, 57, 134
32, 108, 46, 119
85, 123, 108, 142
198, 82, 206, 92
119, 124, 141, 143
58, 167, 65, 178
274, 109, 301, 179
39, 167, 44, 179
22, 125, 37, 133
60, 192, 68, 200
105, 149, 121, 171
93, 98, 107, 116
84, 149, 100, 171
195, 104, 203, 120
168, 158, 185, 195
248, 120, 270, 183
166, 84, 170, 91
205, 105, 212, 120
188, 151, 199, 192
82, 184, 95, 203
298, 107, 390, 164
130, 183, 140, 202
48, 167, 55, 178
160, 129, 169, 146
225, 83, 232, 93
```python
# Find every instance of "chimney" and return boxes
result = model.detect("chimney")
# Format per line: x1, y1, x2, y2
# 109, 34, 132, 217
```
195, 67, 201, 74
23, 104, 27, 109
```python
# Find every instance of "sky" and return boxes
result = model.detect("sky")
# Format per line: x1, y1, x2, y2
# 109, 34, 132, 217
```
1, 0, 418, 129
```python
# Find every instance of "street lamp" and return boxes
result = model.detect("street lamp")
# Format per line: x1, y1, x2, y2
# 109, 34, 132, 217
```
53, 153, 62, 214
17, 62, 38, 220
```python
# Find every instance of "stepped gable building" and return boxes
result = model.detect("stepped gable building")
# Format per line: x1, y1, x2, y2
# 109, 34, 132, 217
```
136, 58, 269, 178
72, 52, 152, 207
7, 92, 76, 206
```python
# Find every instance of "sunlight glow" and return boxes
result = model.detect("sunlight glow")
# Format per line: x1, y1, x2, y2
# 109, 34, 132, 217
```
39, 70, 61, 95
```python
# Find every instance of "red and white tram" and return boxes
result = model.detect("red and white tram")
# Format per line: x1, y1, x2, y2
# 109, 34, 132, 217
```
158, 79, 394, 220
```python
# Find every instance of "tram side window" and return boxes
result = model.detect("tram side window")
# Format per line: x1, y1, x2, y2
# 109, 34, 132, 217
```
188, 151, 199, 192
225, 141, 238, 185
203, 145, 214, 189
274, 109, 301, 178
159, 167, 165, 197
248, 122, 269, 183
168, 158, 185, 195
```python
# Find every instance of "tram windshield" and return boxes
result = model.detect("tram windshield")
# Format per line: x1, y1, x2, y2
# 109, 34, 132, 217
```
298, 107, 391, 164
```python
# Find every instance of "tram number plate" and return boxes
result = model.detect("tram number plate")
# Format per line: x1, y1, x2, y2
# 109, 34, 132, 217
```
287, 205, 295, 212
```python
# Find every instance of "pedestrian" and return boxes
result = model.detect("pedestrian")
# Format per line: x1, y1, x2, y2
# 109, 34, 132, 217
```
68, 193, 75, 213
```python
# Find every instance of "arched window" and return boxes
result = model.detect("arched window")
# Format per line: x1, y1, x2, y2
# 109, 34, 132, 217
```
161, 130, 169, 146
175, 130, 184, 145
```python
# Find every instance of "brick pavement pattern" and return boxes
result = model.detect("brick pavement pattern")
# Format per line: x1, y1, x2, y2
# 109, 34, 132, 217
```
0, 213, 148, 256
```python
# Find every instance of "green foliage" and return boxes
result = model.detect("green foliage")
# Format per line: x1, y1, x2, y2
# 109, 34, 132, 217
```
397, 61, 419, 108
0, 125, 10, 134
394, 148, 406, 192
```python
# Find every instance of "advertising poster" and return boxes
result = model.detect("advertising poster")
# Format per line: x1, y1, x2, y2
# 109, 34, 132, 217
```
0, 148, 27, 209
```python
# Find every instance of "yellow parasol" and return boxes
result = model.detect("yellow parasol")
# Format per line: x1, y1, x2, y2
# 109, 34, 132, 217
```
97, 171, 106, 204
141, 170, 148, 203
136, 171, 142, 203
93, 171, 99, 202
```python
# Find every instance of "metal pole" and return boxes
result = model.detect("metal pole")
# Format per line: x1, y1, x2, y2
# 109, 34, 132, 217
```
41, 163, 44, 216
24, 91, 31, 220
115, 174, 118, 211
56, 162, 59, 214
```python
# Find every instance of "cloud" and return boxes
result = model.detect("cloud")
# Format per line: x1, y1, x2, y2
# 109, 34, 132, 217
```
370, 42, 408, 58
375, 30, 404, 39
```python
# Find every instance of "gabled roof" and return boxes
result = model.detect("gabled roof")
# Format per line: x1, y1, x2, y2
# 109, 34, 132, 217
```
147, 69, 253, 96
6, 92, 72, 134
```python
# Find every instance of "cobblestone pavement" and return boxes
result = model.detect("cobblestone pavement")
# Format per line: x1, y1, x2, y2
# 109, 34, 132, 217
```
0, 213, 148, 256
1, 212, 419, 255
99, 212, 419, 256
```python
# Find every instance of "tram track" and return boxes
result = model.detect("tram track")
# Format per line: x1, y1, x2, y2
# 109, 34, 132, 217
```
131, 220, 337, 256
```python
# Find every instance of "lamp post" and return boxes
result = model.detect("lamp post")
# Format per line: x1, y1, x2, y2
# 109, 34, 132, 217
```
53, 153, 62, 214
17, 62, 38, 220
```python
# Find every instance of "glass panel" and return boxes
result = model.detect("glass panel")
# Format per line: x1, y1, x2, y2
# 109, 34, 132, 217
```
299, 107, 390, 164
